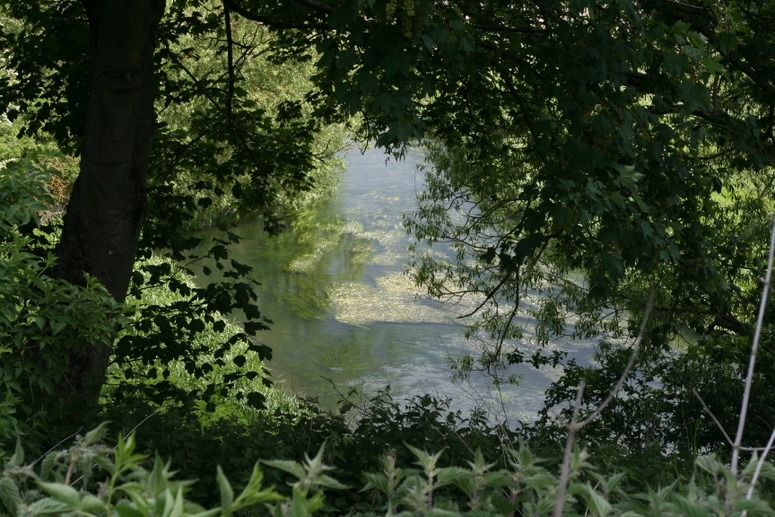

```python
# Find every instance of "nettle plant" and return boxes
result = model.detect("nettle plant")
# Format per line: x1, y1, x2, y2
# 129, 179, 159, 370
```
2, 422, 775, 517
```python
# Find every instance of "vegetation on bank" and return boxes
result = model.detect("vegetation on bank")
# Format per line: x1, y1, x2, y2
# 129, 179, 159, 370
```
3, 116, 775, 514
3, 0, 775, 515
4, 424, 775, 516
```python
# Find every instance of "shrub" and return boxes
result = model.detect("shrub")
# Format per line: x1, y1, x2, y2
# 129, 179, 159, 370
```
0, 158, 122, 454
2, 423, 774, 516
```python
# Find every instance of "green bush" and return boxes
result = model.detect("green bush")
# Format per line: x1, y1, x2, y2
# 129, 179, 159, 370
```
2, 423, 774, 516
0, 158, 122, 455
103, 254, 287, 422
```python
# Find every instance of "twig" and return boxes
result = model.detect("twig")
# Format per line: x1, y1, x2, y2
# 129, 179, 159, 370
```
552, 292, 654, 517
124, 409, 161, 438
690, 392, 771, 453
747, 425, 775, 501
70, 411, 161, 487
31, 429, 83, 467
553, 380, 584, 517
578, 293, 654, 428
731, 219, 775, 477
693, 389, 734, 446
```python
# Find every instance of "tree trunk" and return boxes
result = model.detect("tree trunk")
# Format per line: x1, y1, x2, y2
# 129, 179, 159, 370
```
54, 0, 165, 410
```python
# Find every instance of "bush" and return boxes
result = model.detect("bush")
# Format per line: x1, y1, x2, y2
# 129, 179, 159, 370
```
0, 157, 122, 455
2, 422, 775, 516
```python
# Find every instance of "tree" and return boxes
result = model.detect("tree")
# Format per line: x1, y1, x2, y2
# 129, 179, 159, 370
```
0, 0, 337, 420
3, 0, 775, 446
227, 0, 775, 456
384, 1, 775, 454
55, 0, 165, 406
0, 0, 167, 412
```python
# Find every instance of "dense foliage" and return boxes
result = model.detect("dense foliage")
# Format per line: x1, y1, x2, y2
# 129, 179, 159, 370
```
0, 1, 347, 431
3, 423, 775, 516
256, 0, 775, 494
369, 0, 775, 461
3, 0, 775, 514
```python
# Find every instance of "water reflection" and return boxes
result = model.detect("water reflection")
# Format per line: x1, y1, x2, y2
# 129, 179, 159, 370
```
201, 147, 589, 423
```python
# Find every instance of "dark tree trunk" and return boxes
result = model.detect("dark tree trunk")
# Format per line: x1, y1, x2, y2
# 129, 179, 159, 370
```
54, 0, 165, 409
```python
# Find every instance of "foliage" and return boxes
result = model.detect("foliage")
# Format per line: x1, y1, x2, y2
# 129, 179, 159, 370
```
117, 3, 346, 419
109, 249, 274, 417
351, 0, 775, 474
4, 1, 775, 513
527, 328, 775, 486
0, 0, 348, 427
2, 423, 775, 516
96, 386, 502, 510
393, 0, 775, 361
150, 4, 348, 232
0, 424, 288, 517
0, 123, 273, 444
0, 157, 122, 454
209, 0, 775, 487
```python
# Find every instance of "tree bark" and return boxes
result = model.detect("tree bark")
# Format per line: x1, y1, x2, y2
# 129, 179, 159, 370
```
54, 0, 165, 409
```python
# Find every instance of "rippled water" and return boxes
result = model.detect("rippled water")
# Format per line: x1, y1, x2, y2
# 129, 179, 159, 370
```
205, 147, 594, 424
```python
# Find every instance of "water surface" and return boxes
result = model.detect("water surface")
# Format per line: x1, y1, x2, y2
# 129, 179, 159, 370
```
210, 148, 593, 423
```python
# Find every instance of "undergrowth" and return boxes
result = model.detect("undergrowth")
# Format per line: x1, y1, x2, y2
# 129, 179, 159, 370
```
2, 421, 774, 516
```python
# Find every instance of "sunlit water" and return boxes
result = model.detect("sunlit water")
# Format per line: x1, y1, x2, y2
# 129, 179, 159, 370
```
204, 148, 595, 424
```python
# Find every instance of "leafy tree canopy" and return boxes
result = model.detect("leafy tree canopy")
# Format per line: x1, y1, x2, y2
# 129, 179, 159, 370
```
2, 0, 775, 460
231, 0, 775, 453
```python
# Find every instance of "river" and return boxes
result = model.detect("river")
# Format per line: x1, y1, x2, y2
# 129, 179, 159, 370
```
207, 147, 594, 424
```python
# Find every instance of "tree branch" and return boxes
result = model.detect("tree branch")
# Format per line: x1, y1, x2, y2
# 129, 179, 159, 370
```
731, 218, 775, 476
553, 291, 654, 516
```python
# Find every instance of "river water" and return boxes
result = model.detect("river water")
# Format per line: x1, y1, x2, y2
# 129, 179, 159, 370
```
212, 147, 594, 424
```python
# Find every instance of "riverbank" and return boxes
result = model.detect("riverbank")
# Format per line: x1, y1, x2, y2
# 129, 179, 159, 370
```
190, 147, 599, 426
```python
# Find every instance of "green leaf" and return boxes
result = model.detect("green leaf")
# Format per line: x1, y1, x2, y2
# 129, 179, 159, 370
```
50, 319, 67, 336
361, 472, 390, 494
216, 466, 234, 517
27, 497, 72, 515
314, 474, 348, 491
80, 493, 106, 513
163, 488, 186, 517
694, 454, 724, 476
435, 467, 471, 488
263, 459, 306, 479
405, 444, 444, 473
233, 464, 284, 508
0, 477, 22, 515
9, 439, 24, 466
701, 55, 725, 74
246, 392, 266, 410
115, 502, 147, 517
83, 421, 110, 446
569, 483, 612, 516
732, 497, 774, 513
36, 481, 81, 508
